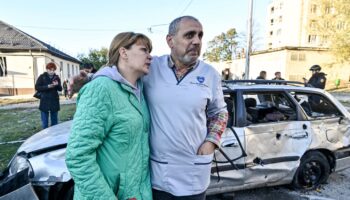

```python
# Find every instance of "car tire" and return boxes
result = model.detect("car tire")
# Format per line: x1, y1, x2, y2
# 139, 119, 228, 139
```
292, 151, 330, 190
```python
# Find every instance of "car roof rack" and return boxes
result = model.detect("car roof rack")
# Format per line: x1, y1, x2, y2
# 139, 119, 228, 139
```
222, 79, 305, 87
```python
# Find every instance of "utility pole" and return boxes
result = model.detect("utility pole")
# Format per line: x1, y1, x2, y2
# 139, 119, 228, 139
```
245, 0, 253, 79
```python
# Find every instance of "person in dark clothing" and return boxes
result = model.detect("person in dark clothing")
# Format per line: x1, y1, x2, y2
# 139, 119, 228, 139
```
304, 64, 327, 89
272, 71, 285, 81
35, 62, 62, 129
221, 68, 233, 80
256, 71, 266, 80
62, 79, 69, 99
272, 71, 285, 85
83, 62, 97, 74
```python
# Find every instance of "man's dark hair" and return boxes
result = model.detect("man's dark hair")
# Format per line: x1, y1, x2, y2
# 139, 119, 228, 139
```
168, 16, 200, 36
83, 63, 94, 69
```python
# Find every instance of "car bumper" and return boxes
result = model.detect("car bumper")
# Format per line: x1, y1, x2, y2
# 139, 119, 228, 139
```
0, 168, 38, 200
335, 147, 350, 172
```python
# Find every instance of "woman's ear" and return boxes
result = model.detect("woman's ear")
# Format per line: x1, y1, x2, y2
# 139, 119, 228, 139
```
119, 47, 128, 60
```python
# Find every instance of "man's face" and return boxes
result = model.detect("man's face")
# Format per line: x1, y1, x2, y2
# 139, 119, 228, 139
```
84, 68, 92, 73
167, 19, 203, 66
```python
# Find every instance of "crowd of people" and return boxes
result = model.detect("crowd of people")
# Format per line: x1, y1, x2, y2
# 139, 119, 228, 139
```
34, 15, 329, 200
221, 66, 326, 89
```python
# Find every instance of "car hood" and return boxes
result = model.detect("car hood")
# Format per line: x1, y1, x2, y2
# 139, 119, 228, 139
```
18, 120, 72, 153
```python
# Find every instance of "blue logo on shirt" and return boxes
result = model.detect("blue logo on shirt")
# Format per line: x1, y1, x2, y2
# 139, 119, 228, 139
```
197, 76, 205, 83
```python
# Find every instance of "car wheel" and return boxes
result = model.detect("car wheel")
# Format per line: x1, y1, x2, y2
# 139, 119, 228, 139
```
292, 151, 330, 190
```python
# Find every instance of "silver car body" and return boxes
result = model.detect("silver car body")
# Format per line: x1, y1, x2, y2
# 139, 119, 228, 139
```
3, 82, 350, 197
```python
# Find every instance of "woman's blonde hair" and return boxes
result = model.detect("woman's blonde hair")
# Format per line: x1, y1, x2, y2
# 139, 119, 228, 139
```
107, 32, 152, 66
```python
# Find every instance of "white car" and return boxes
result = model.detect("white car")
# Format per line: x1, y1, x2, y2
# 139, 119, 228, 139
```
1, 80, 350, 199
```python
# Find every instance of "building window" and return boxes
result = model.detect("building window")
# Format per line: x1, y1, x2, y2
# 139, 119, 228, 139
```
268, 43, 272, 49
337, 21, 345, 30
0, 57, 7, 77
279, 16, 283, 23
67, 63, 70, 78
324, 21, 331, 28
310, 4, 317, 13
270, 19, 274, 25
298, 53, 306, 61
60, 61, 63, 72
308, 35, 317, 43
290, 53, 306, 61
270, 31, 273, 36
321, 35, 329, 45
271, 7, 274, 14
279, 2, 283, 9
310, 20, 317, 30
277, 29, 282, 36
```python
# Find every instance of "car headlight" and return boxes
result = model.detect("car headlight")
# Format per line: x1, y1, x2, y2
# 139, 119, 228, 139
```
9, 155, 34, 177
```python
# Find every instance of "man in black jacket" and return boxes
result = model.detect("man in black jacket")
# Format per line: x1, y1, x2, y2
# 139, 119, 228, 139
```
304, 65, 327, 89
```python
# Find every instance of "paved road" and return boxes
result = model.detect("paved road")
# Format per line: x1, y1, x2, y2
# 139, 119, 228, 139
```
207, 168, 350, 200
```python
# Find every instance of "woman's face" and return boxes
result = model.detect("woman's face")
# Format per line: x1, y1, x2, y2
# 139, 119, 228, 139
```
125, 41, 152, 76
47, 68, 55, 75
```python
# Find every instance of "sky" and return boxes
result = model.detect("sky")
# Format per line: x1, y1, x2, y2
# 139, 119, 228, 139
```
1, 0, 271, 58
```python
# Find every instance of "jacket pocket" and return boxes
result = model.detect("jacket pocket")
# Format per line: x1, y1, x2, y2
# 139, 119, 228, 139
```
150, 158, 168, 191
192, 153, 214, 192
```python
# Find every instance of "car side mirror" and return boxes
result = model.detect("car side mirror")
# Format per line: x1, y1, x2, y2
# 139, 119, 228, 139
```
339, 116, 344, 124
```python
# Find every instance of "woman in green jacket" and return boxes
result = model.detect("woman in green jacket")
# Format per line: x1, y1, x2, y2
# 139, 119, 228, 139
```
66, 32, 153, 200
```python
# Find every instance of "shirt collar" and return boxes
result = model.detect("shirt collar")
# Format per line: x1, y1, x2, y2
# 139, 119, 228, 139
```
167, 55, 199, 69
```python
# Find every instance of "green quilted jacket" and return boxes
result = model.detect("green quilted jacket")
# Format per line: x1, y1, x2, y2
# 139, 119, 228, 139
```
66, 76, 151, 200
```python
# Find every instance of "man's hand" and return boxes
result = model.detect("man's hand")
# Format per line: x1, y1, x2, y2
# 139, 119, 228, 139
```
197, 141, 216, 155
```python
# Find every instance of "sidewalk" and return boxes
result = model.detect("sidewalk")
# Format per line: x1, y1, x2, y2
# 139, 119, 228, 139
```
0, 95, 76, 110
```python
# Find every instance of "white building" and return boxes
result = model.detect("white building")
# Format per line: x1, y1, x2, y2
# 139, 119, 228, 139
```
227, 0, 349, 89
266, 0, 331, 49
0, 20, 81, 96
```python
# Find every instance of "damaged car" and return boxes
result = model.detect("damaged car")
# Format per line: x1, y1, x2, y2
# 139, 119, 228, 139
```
1, 80, 350, 199
207, 80, 350, 195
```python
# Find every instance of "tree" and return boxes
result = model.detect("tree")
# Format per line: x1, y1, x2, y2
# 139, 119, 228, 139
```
313, 0, 350, 62
203, 28, 239, 62
77, 47, 108, 70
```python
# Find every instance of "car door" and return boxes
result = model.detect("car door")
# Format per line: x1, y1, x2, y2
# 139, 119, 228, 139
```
292, 91, 350, 151
242, 91, 312, 185
209, 93, 247, 192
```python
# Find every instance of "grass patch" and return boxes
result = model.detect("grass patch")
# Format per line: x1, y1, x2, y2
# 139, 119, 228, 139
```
0, 98, 38, 106
0, 104, 76, 171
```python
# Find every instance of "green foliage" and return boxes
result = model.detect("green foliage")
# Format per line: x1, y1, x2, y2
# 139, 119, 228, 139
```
203, 28, 239, 62
313, 0, 350, 62
78, 47, 108, 70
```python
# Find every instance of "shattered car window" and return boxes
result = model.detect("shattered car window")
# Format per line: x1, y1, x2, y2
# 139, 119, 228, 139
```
292, 92, 343, 118
243, 92, 297, 124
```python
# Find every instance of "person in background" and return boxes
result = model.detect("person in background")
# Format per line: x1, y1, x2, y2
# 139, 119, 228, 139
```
68, 63, 97, 98
35, 62, 62, 129
221, 68, 233, 80
272, 71, 285, 85
256, 70, 267, 80
66, 32, 153, 200
83, 62, 97, 79
272, 71, 285, 81
303, 64, 327, 89
62, 79, 69, 99
145, 16, 228, 200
